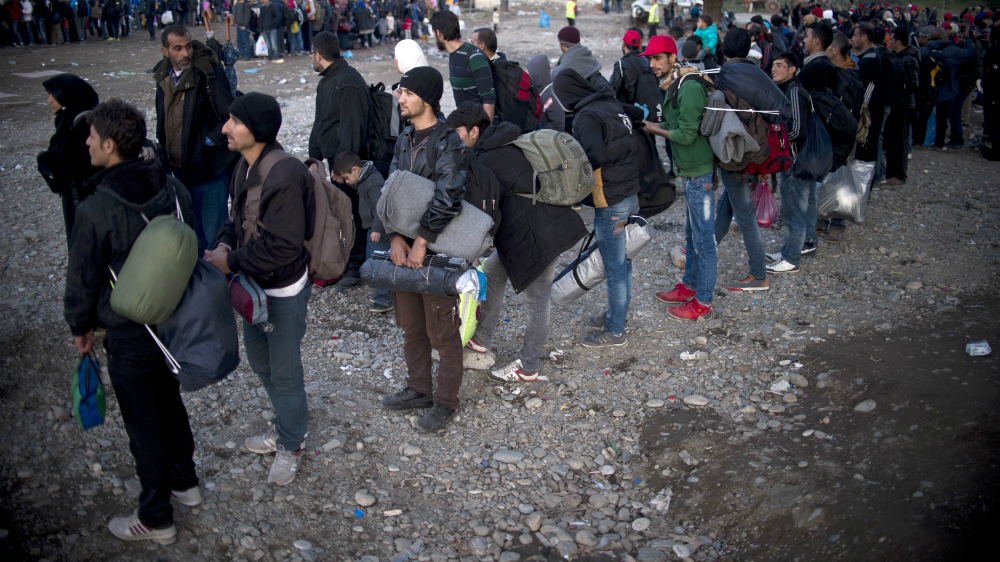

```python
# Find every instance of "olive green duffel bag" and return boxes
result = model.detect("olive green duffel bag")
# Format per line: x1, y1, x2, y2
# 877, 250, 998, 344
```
109, 195, 198, 326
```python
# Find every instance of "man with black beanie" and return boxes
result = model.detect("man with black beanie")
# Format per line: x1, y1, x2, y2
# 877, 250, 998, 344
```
206, 92, 317, 487
309, 30, 372, 289
379, 66, 471, 434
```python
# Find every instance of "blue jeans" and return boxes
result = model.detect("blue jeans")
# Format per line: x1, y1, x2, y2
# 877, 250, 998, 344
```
188, 171, 229, 253
237, 27, 253, 59
778, 170, 812, 266
366, 232, 391, 306
715, 169, 766, 280
243, 283, 311, 451
594, 194, 639, 335
263, 28, 279, 58
291, 30, 303, 53
681, 173, 717, 305
806, 181, 819, 245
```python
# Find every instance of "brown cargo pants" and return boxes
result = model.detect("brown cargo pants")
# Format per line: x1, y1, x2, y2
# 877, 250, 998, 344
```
393, 291, 464, 410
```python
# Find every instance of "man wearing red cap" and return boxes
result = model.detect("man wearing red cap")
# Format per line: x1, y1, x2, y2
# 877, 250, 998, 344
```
641, 36, 718, 321
609, 29, 663, 121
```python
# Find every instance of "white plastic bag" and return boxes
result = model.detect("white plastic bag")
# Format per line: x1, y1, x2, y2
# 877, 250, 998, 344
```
818, 159, 874, 224
161, 10, 174, 25
255, 35, 269, 57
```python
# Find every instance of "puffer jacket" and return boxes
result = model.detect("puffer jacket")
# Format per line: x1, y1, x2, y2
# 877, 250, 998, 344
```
921, 39, 975, 103
388, 121, 470, 243
473, 122, 587, 292
153, 40, 236, 188
715, 58, 793, 126
567, 87, 639, 207
64, 159, 194, 338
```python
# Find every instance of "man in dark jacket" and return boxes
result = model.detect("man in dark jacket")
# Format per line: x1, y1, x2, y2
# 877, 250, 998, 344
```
446, 103, 587, 381
233, 0, 253, 59
609, 28, 662, 121
552, 68, 639, 348
712, 28, 791, 291
916, 28, 975, 149
885, 26, 920, 184
379, 67, 469, 433
206, 93, 316, 487
851, 23, 885, 164
154, 25, 236, 253
65, 99, 199, 546
308, 30, 371, 288
797, 21, 838, 94
259, 0, 282, 57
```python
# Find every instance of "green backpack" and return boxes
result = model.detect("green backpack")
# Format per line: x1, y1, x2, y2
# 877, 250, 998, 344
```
506, 129, 595, 206
108, 183, 198, 326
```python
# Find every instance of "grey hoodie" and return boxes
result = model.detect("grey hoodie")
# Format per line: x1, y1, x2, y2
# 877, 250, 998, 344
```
555, 43, 611, 91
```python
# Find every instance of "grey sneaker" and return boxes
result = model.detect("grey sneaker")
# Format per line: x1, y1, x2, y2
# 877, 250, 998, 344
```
244, 426, 279, 454
267, 447, 301, 486
580, 328, 628, 348
414, 404, 457, 433
170, 486, 203, 507
108, 513, 177, 545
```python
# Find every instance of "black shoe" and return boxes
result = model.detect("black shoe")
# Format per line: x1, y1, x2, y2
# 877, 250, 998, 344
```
801, 243, 817, 258
334, 270, 361, 290
415, 404, 457, 433
381, 387, 433, 410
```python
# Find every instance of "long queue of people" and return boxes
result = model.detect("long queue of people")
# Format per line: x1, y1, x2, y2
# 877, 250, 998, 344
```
38, 5, 997, 547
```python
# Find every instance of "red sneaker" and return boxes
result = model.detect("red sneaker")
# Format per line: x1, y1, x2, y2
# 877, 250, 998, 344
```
667, 299, 713, 322
655, 283, 696, 304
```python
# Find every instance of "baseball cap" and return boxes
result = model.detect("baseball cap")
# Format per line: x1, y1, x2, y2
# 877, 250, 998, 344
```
639, 35, 677, 56
623, 29, 641, 48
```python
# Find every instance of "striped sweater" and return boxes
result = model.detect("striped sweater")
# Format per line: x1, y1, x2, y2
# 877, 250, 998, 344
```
448, 43, 496, 107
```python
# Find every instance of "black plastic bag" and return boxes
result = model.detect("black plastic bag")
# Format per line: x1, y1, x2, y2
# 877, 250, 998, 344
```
792, 112, 834, 181
634, 130, 676, 218
156, 260, 240, 392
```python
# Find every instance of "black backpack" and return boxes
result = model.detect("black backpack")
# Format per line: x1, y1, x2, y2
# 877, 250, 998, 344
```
489, 57, 539, 134
811, 88, 857, 167
615, 58, 664, 121
878, 47, 908, 106
76, 0, 89, 17
367, 82, 401, 178
834, 66, 864, 120
922, 50, 951, 89
424, 127, 505, 237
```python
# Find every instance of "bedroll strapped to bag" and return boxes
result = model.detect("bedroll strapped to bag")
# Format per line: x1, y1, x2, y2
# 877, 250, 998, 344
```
240, 149, 355, 283
550, 216, 653, 307
108, 183, 198, 326
505, 129, 595, 206
157, 260, 241, 392
423, 127, 504, 237
71, 353, 105, 430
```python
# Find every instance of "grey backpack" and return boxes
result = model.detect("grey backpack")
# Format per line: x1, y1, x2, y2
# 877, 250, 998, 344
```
506, 129, 595, 206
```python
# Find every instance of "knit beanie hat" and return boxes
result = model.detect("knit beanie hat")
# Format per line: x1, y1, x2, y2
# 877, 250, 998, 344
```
558, 26, 581, 45
681, 40, 700, 60
722, 28, 752, 59
229, 92, 282, 143
399, 66, 444, 108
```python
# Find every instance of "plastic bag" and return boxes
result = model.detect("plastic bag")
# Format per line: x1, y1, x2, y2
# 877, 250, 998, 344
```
792, 112, 833, 181
817, 159, 874, 224
255, 35, 269, 57
71, 354, 105, 430
161, 10, 174, 25
538, 10, 550, 28
458, 292, 479, 347
751, 181, 778, 228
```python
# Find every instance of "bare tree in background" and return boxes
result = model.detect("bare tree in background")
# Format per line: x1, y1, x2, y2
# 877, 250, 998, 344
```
704, 0, 723, 21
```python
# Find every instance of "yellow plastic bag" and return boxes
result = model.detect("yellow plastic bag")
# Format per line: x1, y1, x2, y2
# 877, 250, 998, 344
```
458, 292, 478, 347
291, 22, 300, 34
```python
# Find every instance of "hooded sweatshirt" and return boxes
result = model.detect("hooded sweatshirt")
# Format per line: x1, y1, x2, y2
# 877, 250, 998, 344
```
354, 160, 386, 232
555, 42, 611, 91
529, 54, 566, 131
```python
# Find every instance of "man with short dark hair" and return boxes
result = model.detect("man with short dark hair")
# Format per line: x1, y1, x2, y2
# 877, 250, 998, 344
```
886, 26, 920, 184
259, 0, 282, 58
206, 92, 316, 487
471, 26, 498, 60
65, 99, 198, 546
797, 21, 838, 93
308, 30, 371, 288
154, 25, 236, 254
379, 66, 470, 433
432, 9, 496, 120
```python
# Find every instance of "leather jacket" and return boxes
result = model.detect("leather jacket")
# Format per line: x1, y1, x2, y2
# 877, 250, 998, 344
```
388, 121, 470, 242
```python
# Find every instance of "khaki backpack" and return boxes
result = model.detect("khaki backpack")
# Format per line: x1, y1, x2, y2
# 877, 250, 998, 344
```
239, 149, 355, 283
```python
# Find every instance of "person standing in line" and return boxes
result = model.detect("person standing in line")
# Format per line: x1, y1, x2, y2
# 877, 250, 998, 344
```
37, 74, 101, 241
258, 0, 281, 58
379, 67, 469, 433
205, 93, 315, 486
233, 0, 253, 58
551, 68, 639, 347
307, 30, 371, 288
885, 25, 919, 185
432, 9, 495, 121
642, 35, 718, 321
153, 25, 236, 253
65, 99, 199, 545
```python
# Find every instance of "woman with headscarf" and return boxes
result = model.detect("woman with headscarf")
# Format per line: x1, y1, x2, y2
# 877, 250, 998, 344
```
393, 38, 427, 74
37, 73, 101, 240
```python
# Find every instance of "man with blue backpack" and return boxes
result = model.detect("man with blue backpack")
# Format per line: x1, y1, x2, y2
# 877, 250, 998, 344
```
64, 99, 200, 546
914, 27, 975, 150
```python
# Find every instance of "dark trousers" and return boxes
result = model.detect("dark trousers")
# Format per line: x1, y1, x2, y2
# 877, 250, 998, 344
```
948, 91, 969, 145
649, 23, 658, 37
327, 159, 369, 274
302, 22, 312, 53
394, 291, 463, 410
884, 104, 909, 181
914, 99, 950, 148
105, 333, 198, 529
567, 18, 575, 26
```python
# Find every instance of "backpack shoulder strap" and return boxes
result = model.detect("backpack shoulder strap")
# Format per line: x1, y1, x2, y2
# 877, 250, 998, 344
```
241, 148, 295, 245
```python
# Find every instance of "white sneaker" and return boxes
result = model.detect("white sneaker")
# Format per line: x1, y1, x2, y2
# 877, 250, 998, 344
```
463, 347, 496, 370
244, 426, 278, 454
764, 251, 782, 263
487, 359, 539, 383
766, 259, 800, 274
268, 447, 301, 486
170, 486, 203, 507
108, 513, 177, 545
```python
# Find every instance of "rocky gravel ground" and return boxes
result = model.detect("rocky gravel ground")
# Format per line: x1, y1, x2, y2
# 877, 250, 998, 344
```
2, 10, 1000, 562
